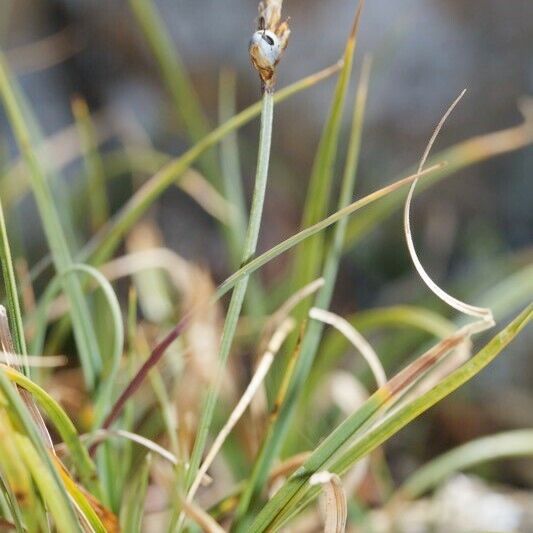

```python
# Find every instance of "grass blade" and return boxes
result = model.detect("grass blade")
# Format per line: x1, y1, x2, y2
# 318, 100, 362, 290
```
1, 364, 99, 494
0, 51, 102, 390
0, 408, 40, 530
0, 198, 27, 370
219, 68, 265, 314
0, 370, 82, 531
119, 454, 151, 533
13, 434, 83, 533
128, 0, 218, 183
71, 95, 109, 231
218, 68, 249, 259
290, 1, 364, 293
396, 429, 533, 501
345, 117, 533, 249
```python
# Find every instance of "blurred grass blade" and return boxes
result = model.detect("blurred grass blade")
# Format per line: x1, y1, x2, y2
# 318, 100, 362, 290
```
119, 454, 151, 533
1, 364, 99, 494
7, 65, 81, 253
0, 198, 27, 370
218, 67, 249, 260
83, 60, 342, 264
81, 429, 177, 465
251, 305, 531, 531
0, 367, 82, 530
396, 429, 533, 501
307, 304, 455, 395
54, 460, 109, 533
180, 499, 226, 533
0, 408, 40, 530
71, 95, 109, 231
128, 0, 218, 183
13, 434, 83, 533
28, 264, 124, 410
0, 51, 102, 390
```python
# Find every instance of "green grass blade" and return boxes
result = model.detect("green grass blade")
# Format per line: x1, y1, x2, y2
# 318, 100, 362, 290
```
55, 469, 107, 533
0, 51, 102, 390
397, 429, 533, 500
0, 371, 82, 531
119, 454, 151, 533
8, 67, 81, 253
290, 2, 363, 292
252, 305, 531, 531
215, 168, 440, 303
218, 68, 248, 257
128, 0, 218, 184
218, 68, 265, 315
1, 365, 100, 494
13, 435, 83, 533
0, 409, 40, 531
0, 197, 27, 370
71, 95, 109, 231
0, 473, 26, 532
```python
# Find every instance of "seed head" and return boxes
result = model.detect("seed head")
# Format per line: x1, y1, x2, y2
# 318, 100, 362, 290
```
249, 0, 290, 92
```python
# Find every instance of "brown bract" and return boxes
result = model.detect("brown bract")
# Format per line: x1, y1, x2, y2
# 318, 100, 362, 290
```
250, 0, 290, 91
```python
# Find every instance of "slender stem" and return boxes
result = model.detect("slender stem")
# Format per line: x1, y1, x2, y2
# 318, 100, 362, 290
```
175, 91, 274, 530
0, 199, 28, 372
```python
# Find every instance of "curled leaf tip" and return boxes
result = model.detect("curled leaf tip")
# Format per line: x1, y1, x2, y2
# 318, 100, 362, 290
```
250, 0, 290, 91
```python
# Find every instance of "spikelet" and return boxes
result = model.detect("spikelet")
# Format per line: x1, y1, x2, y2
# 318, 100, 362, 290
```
249, 0, 290, 91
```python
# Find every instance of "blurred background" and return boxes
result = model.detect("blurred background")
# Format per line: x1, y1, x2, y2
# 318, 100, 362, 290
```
1, 0, 532, 528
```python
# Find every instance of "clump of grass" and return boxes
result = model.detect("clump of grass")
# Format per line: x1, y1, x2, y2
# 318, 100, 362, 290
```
0, 0, 531, 532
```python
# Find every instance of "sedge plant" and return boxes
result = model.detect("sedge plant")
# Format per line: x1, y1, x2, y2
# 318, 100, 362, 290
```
0, 1, 531, 532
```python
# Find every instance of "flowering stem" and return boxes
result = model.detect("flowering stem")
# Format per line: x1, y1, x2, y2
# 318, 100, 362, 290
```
175, 90, 274, 530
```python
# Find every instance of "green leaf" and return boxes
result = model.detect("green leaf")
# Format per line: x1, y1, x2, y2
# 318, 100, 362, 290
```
178, 92, 275, 532
128, 0, 218, 184
71, 96, 109, 231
